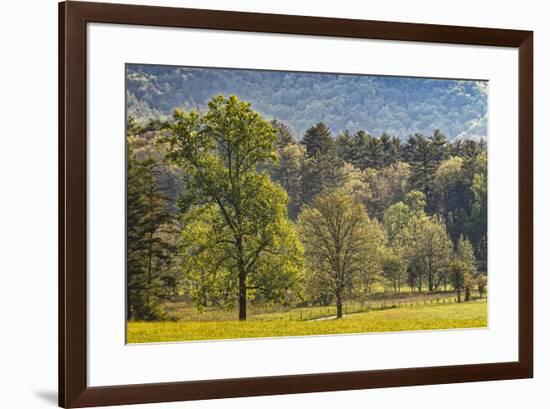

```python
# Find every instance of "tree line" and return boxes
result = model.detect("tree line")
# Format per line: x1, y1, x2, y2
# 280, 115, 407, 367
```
127, 95, 487, 321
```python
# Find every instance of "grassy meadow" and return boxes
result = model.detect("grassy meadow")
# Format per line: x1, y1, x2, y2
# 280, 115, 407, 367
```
127, 292, 487, 344
127, 296, 487, 343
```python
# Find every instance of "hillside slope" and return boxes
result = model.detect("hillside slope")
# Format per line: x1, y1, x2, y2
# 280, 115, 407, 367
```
127, 64, 487, 140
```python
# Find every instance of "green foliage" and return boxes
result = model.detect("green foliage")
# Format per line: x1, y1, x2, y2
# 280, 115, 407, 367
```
301, 122, 333, 156
381, 248, 406, 293
449, 236, 478, 302
361, 162, 411, 220
476, 274, 488, 298
298, 189, 385, 317
403, 215, 453, 292
301, 149, 349, 204
405, 130, 450, 211
271, 118, 296, 148
270, 143, 305, 219
383, 190, 426, 247
448, 258, 467, 302
126, 136, 175, 320
163, 95, 304, 320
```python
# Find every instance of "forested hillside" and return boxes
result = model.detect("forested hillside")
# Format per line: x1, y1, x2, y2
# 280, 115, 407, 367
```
127, 64, 488, 140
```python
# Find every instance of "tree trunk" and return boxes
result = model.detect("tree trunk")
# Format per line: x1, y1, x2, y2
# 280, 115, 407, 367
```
146, 171, 154, 310
456, 289, 461, 303
336, 290, 343, 319
465, 286, 471, 302
238, 275, 247, 321
236, 236, 247, 321
237, 255, 247, 320
127, 295, 132, 320
146, 238, 152, 307
428, 260, 434, 292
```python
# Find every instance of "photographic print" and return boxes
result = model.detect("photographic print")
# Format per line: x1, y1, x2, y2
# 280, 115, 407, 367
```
125, 64, 488, 343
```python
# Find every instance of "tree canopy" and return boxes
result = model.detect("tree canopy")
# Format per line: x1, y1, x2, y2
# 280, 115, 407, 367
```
162, 95, 303, 319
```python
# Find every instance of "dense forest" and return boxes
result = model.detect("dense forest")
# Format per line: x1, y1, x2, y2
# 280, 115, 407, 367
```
126, 94, 487, 322
127, 64, 488, 139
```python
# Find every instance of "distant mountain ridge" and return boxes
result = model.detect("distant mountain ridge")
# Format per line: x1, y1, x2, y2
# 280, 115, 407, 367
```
126, 64, 488, 140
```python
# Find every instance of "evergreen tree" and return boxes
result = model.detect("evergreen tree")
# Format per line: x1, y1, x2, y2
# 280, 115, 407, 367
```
301, 122, 333, 157
127, 138, 174, 320
406, 130, 448, 212
271, 119, 296, 148
350, 130, 370, 170
336, 130, 355, 163
380, 133, 402, 165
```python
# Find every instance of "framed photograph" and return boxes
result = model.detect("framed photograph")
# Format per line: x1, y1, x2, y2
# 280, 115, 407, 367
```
59, 1, 533, 407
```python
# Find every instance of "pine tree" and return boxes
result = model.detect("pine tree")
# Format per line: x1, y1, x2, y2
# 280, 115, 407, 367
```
127, 139, 174, 320
336, 130, 355, 163
301, 122, 333, 157
271, 119, 296, 148
406, 130, 448, 212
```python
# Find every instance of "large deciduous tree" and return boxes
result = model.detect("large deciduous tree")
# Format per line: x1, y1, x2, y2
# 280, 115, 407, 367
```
163, 95, 303, 320
298, 189, 385, 318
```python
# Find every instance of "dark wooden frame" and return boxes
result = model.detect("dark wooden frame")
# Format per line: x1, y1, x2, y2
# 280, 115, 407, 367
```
59, 1, 533, 407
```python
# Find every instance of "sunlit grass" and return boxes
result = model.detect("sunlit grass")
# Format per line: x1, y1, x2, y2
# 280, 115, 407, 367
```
127, 299, 487, 343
